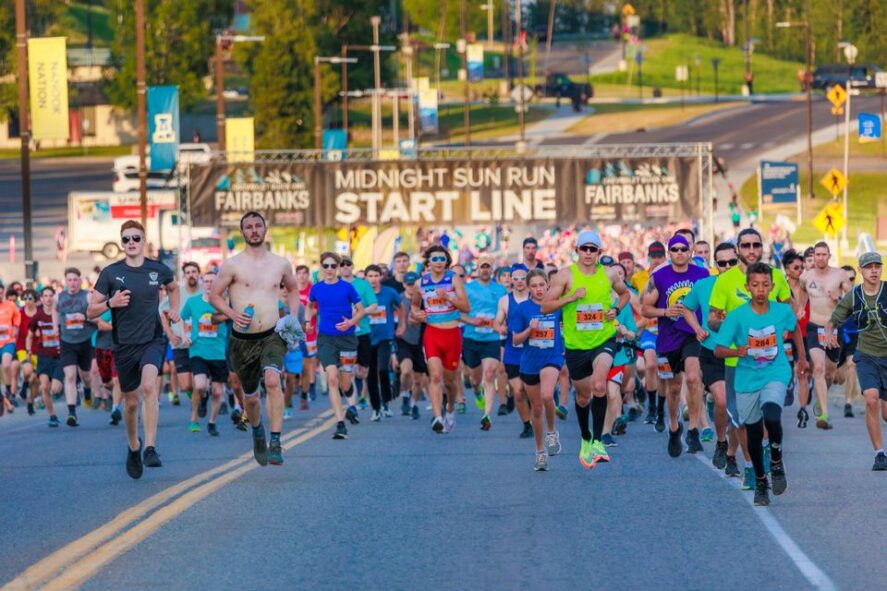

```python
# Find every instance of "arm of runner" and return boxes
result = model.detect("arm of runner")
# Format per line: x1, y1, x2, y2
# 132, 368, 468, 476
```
335, 302, 365, 332
282, 261, 301, 319
608, 269, 631, 321
159, 308, 178, 346
88, 272, 123, 319
824, 291, 854, 349
95, 317, 112, 332
494, 295, 508, 335
165, 280, 181, 324
410, 290, 426, 323
450, 274, 470, 313
708, 306, 726, 332
681, 286, 709, 342
395, 301, 406, 338
713, 309, 740, 358
540, 268, 581, 314
511, 315, 535, 346
641, 281, 663, 320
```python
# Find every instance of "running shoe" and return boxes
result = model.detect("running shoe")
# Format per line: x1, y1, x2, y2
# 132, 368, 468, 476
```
591, 439, 610, 466
627, 406, 641, 422
219, 402, 229, 415
796, 407, 809, 428
712, 441, 728, 470
126, 438, 143, 480
686, 428, 703, 454
456, 401, 466, 415
753, 477, 770, 506
143, 446, 162, 468
358, 396, 368, 410
382, 405, 393, 418
741, 467, 755, 490
188, 421, 200, 433
48, 415, 60, 428
497, 404, 509, 416
371, 410, 382, 422
283, 408, 293, 420
167, 391, 175, 404
432, 416, 445, 434
579, 438, 594, 469
198, 395, 208, 418
345, 405, 360, 425
815, 415, 833, 430
784, 381, 795, 407
701, 427, 714, 442
171, 393, 181, 406
519, 422, 533, 439
474, 392, 485, 411
534, 450, 549, 471
506, 396, 515, 413
411, 405, 420, 420
602, 433, 618, 447
613, 417, 627, 436
545, 431, 562, 456
401, 396, 411, 416
681, 405, 690, 422
66, 414, 79, 427
644, 407, 656, 424
654, 411, 666, 433
207, 423, 219, 437
333, 421, 348, 439
844, 403, 854, 418
231, 408, 242, 425
443, 413, 455, 433
27, 403, 35, 416
237, 415, 248, 431
480, 415, 492, 431
556, 405, 569, 420
667, 423, 684, 458
725, 455, 740, 477
268, 440, 283, 465
770, 461, 787, 495
763, 444, 771, 474
84, 391, 92, 408
252, 429, 269, 466
873, 451, 887, 471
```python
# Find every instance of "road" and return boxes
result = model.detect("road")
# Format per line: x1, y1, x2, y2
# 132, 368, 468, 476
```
0, 386, 883, 590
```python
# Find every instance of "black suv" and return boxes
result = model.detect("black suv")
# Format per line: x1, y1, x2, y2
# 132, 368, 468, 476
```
812, 64, 883, 90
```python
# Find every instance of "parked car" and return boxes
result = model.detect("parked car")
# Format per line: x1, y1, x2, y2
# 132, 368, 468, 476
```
533, 73, 593, 111
812, 64, 883, 90
111, 143, 211, 192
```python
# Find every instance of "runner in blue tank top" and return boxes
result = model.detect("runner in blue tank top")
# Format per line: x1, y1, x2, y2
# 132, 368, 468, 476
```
495, 264, 533, 437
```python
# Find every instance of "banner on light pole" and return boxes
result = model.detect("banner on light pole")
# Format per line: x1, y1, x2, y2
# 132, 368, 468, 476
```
27, 37, 70, 140
225, 117, 255, 163
418, 89, 439, 134
467, 44, 484, 81
147, 86, 179, 171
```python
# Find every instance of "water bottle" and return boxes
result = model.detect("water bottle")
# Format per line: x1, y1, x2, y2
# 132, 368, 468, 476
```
242, 304, 255, 329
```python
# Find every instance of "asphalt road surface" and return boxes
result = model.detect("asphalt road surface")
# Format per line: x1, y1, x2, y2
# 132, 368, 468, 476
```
1, 387, 884, 590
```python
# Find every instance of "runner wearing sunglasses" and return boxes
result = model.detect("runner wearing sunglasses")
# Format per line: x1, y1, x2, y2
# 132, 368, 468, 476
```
783, 249, 813, 427
495, 263, 534, 439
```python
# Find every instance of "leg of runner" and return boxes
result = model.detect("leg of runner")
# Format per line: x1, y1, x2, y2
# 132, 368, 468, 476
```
604, 377, 622, 446
862, 387, 885, 469
190, 373, 207, 431
509, 375, 532, 437
62, 364, 79, 425
589, 353, 614, 463
427, 358, 445, 430
480, 357, 499, 424
378, 340, 394, 416
208, 381, 224, 431
643, 349, 659, 423
38, 374, 56, 422
367, 344, 383, 419
140, 364, 161, 450
443, 368, 459, 431
540, 367, 560, 457
665, 376, 684, 457
684, 356, 705, 451
523, 375, 547, 467
809, 348, 833, 429
796, 361, 811, 426
556, 365, 571, 418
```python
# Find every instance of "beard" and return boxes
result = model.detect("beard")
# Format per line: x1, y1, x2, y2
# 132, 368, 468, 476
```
245, 233, 265, 247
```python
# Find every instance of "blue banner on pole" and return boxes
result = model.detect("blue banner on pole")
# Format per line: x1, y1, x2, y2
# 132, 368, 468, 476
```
760, 160, 798, 204
467, 44, 484, 82
147, 86, 179, 171
323, 129, 348, 161
859, 112, 881, 143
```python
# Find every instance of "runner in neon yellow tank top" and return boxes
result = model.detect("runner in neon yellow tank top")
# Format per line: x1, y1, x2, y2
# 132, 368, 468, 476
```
542, 230, 630, 470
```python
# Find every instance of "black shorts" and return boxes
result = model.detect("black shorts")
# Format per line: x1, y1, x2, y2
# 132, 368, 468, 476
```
521, 364, 560, 386
172, 348, 192, 373
36, 354, 63, 382
661, 334, 701, 377
395, 338, 427, 374
190, 356, 228, 383
357, 334, 372, 368
854, 352, 887, 401
837, 329, 858, 368
228, 328, 287, 395
505, 363, 520, 380
805, 322, 840, 363
565, 338, 617, 382
699, 346, 725, 389
60, 340, 93, 372
114, 338, 166, 393
462, 338, 500, 368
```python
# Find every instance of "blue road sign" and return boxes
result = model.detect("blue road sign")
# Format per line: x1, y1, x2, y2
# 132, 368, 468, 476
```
859, 112, 881, 143
760, 160, 799, 204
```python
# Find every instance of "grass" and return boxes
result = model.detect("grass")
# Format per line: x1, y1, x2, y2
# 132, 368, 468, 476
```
568, 101, 744, 134
59, 2, 115, 47
590, 33, 803, 95
810, 130, 887, 158
0, 145, 132, 160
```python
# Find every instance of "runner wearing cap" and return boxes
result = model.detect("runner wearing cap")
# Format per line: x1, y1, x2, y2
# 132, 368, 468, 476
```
634, 241, 667, 427
365, 265, 400, 421
824, 251, 887, 470
395, 272, 426, 420
341, 256, 377, 421
494, 266, 514, 415
542, 229, 630, 469
496, 263, 534, 438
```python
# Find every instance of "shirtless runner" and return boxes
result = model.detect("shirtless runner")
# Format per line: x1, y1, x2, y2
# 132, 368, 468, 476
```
209, 211, 300, 466
799, 241, 853, 430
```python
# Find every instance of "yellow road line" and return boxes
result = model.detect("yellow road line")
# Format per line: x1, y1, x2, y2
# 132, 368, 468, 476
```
2, 411, 333, 591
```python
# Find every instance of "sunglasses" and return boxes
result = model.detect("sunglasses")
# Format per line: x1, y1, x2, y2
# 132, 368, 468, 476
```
739, 242, 762, 249
457, 274, 466, 278
479, 264, 491, 269
429, 255, 447, 263
848, 276, 857, 282
578, 245, 599, 253
23, 296, 35, 301
341, 261, 353, 267
512, 275, 527, 281
717, 258, 739, 268
322, 263, 338, 269
121, 235, 142, 244
669, 247, 689, 253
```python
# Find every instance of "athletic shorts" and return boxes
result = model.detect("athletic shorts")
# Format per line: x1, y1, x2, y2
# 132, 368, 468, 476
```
805, 322, 840, 363
60, 340, 93, 372
608, 364, 626, 385
95, 347, 117, 383
317, 333, 359, 372
639, 329, 657, 351
357, 334, 372, 368
36, 354, 63, 382
395, 338, 427, 374
736, 381, 786, 425
301, 337, 318, 359
16, 350, 36, 366
837, 329, 858, 368
657, 334, 701, 379
0, 342, 15, 358
505, 363, 520, 380
564, 338, 617, 382
725, 365, 740, 428
228, 328, 287, 395
173, 348, 192, 374
462, 338, 500, 368
699, 346, 725, 389
424, 324, 462, 372
284, 349, 304, 375
854, 352, 887, 401
190, 356, 228, 383
520, 364, 560, 386
114, 338, 166, 393
165, 343, 174, 362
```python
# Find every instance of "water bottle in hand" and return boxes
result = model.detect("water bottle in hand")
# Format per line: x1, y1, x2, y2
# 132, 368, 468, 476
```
242, 304, 255, 329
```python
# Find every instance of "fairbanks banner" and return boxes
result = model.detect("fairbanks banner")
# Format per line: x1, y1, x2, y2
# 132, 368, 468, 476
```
189, 156, 701, 227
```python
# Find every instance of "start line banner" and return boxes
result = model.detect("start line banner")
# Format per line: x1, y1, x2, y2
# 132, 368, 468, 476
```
189, 157, 702, 228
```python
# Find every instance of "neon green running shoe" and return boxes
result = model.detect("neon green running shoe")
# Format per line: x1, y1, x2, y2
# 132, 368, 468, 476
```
579, 438, 594, 469
188, 421, 200, 433
591, 439, 610, 466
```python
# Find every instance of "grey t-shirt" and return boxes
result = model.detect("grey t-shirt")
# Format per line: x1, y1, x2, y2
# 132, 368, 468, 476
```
398, 292, 422, 346
94, 259, 175, 346
57, 289, 96, 344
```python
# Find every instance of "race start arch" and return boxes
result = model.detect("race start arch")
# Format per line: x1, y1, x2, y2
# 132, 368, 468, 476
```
187, 143, 715, 247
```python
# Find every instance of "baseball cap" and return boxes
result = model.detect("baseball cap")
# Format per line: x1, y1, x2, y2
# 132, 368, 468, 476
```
476, 254, 494, 268
859, 251, 882, 268
617, 251, 634, 262
522, 237, 538, 247
403, 271, 420, 285
647, 241, 666, 258
668, 235, 690, 249
577, 230, 602, 248
511, 263, 529, 274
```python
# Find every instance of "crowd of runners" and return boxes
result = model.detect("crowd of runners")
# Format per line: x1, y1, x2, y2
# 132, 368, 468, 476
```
2, 213, 886, 507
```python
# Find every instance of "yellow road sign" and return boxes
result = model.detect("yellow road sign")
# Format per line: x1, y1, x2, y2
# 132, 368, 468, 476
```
820, 167, 847, 197
812, 202, 845, 237
831, 105, 844, 116
622, 3, 636, 15
827, 84, 847, 108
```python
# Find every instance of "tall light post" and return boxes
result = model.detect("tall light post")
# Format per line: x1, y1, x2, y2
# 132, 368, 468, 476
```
515, 0, 526, 151
777, 8, 813, 200
314, 56, 358, 150
341, 42, 394, 148
14, 0, 34, 281
214, 33, 265, 151
480, 3, 494, 48
135, 0, 147, 226
371, 16, 383, 155
838, 41, 858, 249
459, 0, 471, 147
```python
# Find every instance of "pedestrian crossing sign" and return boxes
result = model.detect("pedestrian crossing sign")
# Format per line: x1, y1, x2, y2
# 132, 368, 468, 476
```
827, 84, 847, 109
812, 202, 845, 237
820, 168, 847, 197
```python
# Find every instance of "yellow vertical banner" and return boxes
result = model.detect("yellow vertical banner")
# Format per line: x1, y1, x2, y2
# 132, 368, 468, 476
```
27, 37, 70, 140
225, 117, 255, 162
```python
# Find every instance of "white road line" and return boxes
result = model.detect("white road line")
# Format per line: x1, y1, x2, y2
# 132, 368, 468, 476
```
740, 142, 756, 149
583, 133, 605, 145
719, 143, 734, 150
693, 454, 836, 591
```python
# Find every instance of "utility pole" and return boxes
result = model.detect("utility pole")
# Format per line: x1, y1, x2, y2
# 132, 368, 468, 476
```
314, 58, 323, 150
15, 0, 34, 282
743, 0, 751, 93
481, 3, 494, 48
135, 0, 148, 227
342, 46, 350, 141
839, 41, 858, 250
403, 32, 416, 143
371, 16, 383, 156
516, 0, 526, 151
215, 35, 226, 151
460, 0, 471, 147
502, 0, 511, 92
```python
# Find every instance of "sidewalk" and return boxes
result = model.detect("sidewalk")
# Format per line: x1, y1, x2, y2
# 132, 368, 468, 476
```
497, 105, 595, 145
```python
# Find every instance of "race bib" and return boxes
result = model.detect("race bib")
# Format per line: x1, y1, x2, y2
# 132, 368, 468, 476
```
41, 327, 59, 348
529, 320, 556, 349
0, 324, 8, 340
656, 356, 674, 380
576, 303, 604, 331
340, 350, 357, 372
475, 313, 495, 334
783, 330, 794, 362
369, 309, 388, 325
648, 317, 659, 335
65, 314, 85, 331
306, 339, 318, 356
816, 326, 837, 346
197, 314, 217, 338
747, 325, 778, 364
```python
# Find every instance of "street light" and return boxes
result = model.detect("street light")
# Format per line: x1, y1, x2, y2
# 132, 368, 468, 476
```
215, 33, 265, 151
314, 56, 357, 150
777, 5, 814, 200
14, 0, 35, 281
838, 41, 858, 249
480, 3, 495, 48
